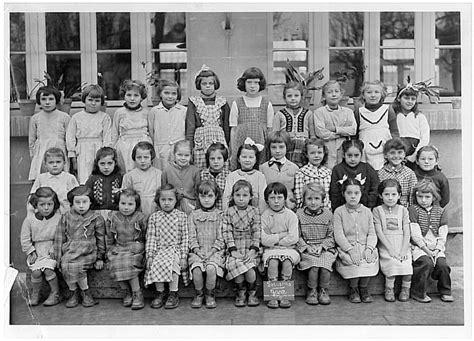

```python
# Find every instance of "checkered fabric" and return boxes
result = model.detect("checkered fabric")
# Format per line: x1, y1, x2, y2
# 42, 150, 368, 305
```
378, 164, 418, 207
200, 168, 231, 210
294, 164, 332, 209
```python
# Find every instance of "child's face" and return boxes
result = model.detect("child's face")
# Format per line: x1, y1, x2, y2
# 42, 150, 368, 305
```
118, 195, 137, 216
45, 156, 64, 175
159, 190, 177, 213
385, 148, 405, 168
267, 191, 286, 212
174, 145, 192, 168
306, 144, 325, 167
135, 148, 152, 171
124, 89, 142, 109
84, 95, 102, 113
199, 191, 216, 209
200, 77, 216, 97
233, 187, 251, 209
380, 186, 400, 208
245, 78, 260, 97
239, 148, 257, 171
324, 83, 343, 108
72, 195, 91, 215
98, 154, 115, 176
270, 142, 286, 160
344, 146, 362, 168
416, 151, 438, 172
39, 93, 57, 112
343, 184, 362, 208
363, 85, 383, 105
208, 150, 225, 172
160, 86, 178, 108
36, 196, 55, 217
400, 94, 417, 112
304, 191, 323, 212
284, 88, 302, 109
415, 191, 434, 209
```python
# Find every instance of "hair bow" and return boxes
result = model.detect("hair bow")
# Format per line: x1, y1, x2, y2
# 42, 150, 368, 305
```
354, 173, 366, 185
244, 137, 264, 152
194, 64, 210, 80
337, 174, 348, 185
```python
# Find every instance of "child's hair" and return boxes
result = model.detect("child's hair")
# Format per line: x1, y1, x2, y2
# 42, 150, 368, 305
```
158, 79, 181, 101
197, 180, 220, 208
266, 130, 290, 151
67, 185, 92, 205
81, 84, 106, 105
359, 80, 387, 103
283, 81, 304, 98
320, 80, 344, 105
378, 178, 402, 196
119, 79, 147, 99
237, 67, 267, 92
342, 139, 364, 156
173, 139, 192, 155
28, 186, 60, 212
341, 177, 363, 195
228, 179, 253, 207
43, 147, 66, 162
392, 86, 420, 114
118, 188, 141, 211
236, 143, 260, 170
383, 138, 407, 155
91, 147, 120, 175
411, 179, 441, 204
36, 86, 61, 105
302, 182, 326, 203
264, 182, 288, 201
302, 138, 328, 166
205, 142, 229, 168
154, 183, 182, 208
195, 68, 221, 90
131, 141, 156, 161
416, 145, 441, 171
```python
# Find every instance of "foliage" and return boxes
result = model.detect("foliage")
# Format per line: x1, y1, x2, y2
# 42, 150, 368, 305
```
43, 71, 85, 100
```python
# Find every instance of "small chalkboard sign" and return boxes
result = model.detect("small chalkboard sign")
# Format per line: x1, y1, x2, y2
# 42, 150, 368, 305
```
263, 280, 295, 301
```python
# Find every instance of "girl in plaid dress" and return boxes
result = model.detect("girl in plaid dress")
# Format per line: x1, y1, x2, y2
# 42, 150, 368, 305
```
106, 189, 147, 310
145, 184, 189, 309
222, 180, 262, 307
296, 183, 337, 306
188, 181, 225, 309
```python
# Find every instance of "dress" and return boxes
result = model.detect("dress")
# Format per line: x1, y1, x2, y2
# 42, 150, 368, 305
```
222, 205, 261, 280
28, 110, 71, 180
396, 111, 430, 159
66, 110, 112, 184
105, 210, 147, 282
121, 167, 162, 217
144, 209, 189, 286
85, 172, 123, 220
294, 163, 332, 209
111, 106, 152, 173
200, 168, 231, 210
373, 205, 412, 277
296, 207, 337, 272
53, 210, 106, 284
377, 164, 418, 207
259, 157, 299, 207
187, 209, 225, 278
20, 212, 61, 271
222, 169, 267, 213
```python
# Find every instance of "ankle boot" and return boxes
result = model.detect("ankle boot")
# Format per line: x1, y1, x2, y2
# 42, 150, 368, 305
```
234, 282, 247, 307
65, 289, 80, 308
29, 281, 42, 306
131, 289, 145, 310
122, 289, 133, 307
81, 289, 97, 307
266, 277, 278, 309
246, 281, 260, 307
279, 275, 292, 308
205, 288, 217, 309
43, 277, 60, 306
191, 289, 204, 308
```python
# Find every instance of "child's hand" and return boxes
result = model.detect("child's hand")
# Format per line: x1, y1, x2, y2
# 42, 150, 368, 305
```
70, 157, 78, 172
314, 245, 323, 256
279, 232, 288, 240
348, 248, 361, 266
94, 260, 104, 270
180, 258, 188, 270
244, 249, 256, 262
196, 250, 207, 260
388, 248, 399, 260
364, 248, 376, 263
231, 251, 244, 259
27, 251, 38, 265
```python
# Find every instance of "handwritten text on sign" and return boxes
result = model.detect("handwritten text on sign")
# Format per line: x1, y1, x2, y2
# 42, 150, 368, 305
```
263, 280, 295, 301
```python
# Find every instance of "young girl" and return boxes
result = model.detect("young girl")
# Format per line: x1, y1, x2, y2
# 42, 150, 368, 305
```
373, 179, 412, 302
148, 79, 187, 170
260, 182, 300, 309
222, 139, 267, 213
260, 131, 299, 210
333, 178, 379, 303
409, 179, 453, 303
53, 185, 106, 308
329, 139, 379, 212
122, 142, 162, 217
229, 67, 274, 169
111, 80, 152, 173
66, 84, 112, 184
145, 184, 189, 309
200, 142, 231, 210
313, 80, 357, 169
354, 80, 399, 171
105, 189, 147, 310
272, 81, 312, 167
185, 65, 230, 170
294, 138, 332, 210
21, 187, 62, 306
377, 138, 418, 207
222, 180, 261, 307
28, 86, 71, 180
188, 180, 225, 309
413, 145, 450, 208
29, 148, 79, 215
296, 183, 337, 306
161, 140, 201, 215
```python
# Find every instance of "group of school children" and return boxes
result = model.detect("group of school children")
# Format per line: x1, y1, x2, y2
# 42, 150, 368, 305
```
21, 64, 453, 313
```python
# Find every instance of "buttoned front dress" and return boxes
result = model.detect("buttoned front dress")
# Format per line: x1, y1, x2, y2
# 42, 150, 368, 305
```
122, 167, 162, 217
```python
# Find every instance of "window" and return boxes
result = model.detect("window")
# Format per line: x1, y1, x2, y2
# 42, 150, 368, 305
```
9, 12, 26, 100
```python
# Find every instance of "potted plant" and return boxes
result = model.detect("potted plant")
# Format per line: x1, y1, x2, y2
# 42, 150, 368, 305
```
43, 71, 85, 114
17, 76, 47, 116
141, 61, 162, 106
333, 65, 367, 108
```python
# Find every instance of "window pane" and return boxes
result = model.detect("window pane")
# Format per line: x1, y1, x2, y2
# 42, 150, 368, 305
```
46, 13, 80, 51
436, 12, 460, 46
436, 49, 461, 96
273, 12, 308, 44
151, 13, 186, 49
98, 53, 131, 100
380, 12, 414, 47
10, 13, 25, 51
97, 13, 130, 50
380, 49, 414, 95
330, 50, 365, 97
10, 54, 26, 100
151, 51, 188, 100
47, 54, 82, 99
329, 12, 364, 47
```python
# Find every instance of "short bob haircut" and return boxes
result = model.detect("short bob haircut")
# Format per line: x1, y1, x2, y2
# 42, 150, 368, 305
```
302, 138, 328, 166
205, 142, 229, 168
411, 178, 441, 204
237, 67, 266, 92
392, 86, 420, 115
91, 147, 120, 176
283, 81, 304, 98
359, 80, 388, 104
67, 185, 92, 205
236, 143, 261, 171
196, 180, 221, 208
154, 183, 182, 209
195, 69, 221, 91
119, 79, 147, 99
29, 186, 61, 212
81, 84, 106, 105
378, 178, 402, 196
131, 141, 156, 161
266, 130, 291, 151
341, 139, 364, 155
264, 182, 288, 201
340, 177, 363, 195
43, 147, 66, 162
118, 188, 141, 211
228, 179, 254, 207
158, 79, 181, 101
36, 86, 61, 105
383, 138, 407, 155
320, 80, 344, 105
302, 182, 326, 203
